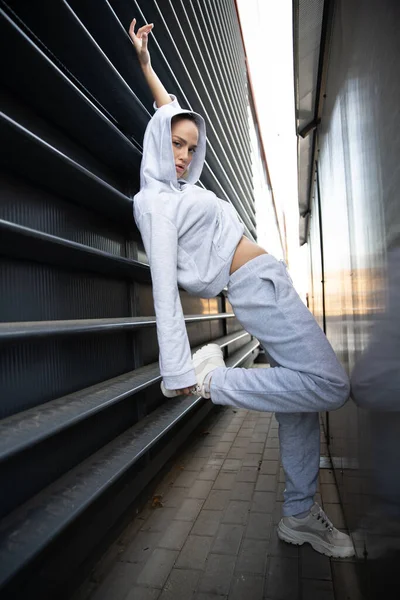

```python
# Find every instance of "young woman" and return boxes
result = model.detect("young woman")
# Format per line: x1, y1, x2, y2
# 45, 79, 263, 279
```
129, 19, 354, 558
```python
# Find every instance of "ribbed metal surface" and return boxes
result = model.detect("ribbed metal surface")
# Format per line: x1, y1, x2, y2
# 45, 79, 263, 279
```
315, 0, 399, 541
0, 0, 276, 594
296, 0, 400, 577
0, 333, 133, 418
0, 260, 130, 322
0, 172, 128, 255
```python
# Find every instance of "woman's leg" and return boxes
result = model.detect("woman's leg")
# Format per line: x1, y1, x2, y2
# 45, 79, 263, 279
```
276, 412, 320, 516
208, 254, 348, 518
210, 254, 349, 413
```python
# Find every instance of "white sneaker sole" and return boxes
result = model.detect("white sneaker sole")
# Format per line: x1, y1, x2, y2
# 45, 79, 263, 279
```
277, 521, 355, 558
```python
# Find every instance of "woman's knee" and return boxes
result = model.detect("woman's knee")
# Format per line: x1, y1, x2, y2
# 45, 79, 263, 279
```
329, 377, 351, 410
313, 374, 350, 411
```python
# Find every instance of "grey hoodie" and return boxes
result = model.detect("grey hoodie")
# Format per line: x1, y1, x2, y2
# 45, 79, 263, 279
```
134, 96, 244, 390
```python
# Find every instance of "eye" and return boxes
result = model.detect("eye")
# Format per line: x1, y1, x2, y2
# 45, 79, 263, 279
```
189, 148, 196, 154
173, 141, 182, 148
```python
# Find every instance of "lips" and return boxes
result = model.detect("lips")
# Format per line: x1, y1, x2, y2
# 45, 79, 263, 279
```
175, 164, 185, 173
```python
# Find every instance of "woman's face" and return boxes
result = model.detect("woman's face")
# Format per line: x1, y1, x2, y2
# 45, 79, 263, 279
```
171, 118, 199, 178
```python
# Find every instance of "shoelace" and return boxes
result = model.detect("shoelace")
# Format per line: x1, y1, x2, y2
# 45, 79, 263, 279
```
312, 506, 334, 532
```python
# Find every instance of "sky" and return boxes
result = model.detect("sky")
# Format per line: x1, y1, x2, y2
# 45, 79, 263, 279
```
236, 0, 308, 298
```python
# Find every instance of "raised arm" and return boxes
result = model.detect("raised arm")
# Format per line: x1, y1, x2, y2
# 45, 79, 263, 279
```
129, 18, 172, 108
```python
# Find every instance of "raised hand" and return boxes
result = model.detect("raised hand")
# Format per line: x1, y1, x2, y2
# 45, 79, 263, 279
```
129, 18, 154, 67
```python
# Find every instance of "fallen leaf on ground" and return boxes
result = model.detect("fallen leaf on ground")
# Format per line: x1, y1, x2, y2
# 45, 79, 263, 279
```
151, 494, 164, 508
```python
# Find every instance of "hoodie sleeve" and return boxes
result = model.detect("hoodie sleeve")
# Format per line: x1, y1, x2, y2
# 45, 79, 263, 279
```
153, 94, 181, 111
138, 211, 197, 390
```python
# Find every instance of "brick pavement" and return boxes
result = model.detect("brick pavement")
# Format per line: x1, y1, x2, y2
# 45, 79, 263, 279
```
74, 406, 362, 600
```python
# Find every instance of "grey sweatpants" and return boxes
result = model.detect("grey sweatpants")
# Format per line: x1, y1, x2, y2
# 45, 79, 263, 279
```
210, 254, 350, 516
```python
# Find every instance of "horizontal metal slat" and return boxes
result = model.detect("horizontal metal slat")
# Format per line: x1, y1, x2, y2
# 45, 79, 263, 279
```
0, 220, 150, 281
0, 313, 235, 341
1, 0, 150, 137
0, 331, 252, 462
0, 8, 141, 177
0, 110, 134, 225
0, 339, 259, 588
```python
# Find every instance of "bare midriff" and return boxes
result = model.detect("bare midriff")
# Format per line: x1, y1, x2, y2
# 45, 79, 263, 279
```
229, 235, 268, 275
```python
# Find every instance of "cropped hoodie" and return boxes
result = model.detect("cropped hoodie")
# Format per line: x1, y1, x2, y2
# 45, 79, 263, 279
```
133, 96, 244, 390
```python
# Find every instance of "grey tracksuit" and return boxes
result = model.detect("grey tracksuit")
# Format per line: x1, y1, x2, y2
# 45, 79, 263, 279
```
134, 96, 350, 516
134, 96, 244, 390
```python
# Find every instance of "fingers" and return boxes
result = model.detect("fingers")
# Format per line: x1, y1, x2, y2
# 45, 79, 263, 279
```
129, 18, 153, 40
129, 18, 137, 40
177, 388, 192, 396
138, 24, 154, 39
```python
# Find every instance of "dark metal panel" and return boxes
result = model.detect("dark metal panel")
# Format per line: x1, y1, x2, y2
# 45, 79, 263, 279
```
0, 333, 133, 417
0, 401, 210, 600
0, 171, 129, 254
190, 0, 252, 166
168, 0, 254, 200
0, 221, 150, 281
206, 0, 248, 124
0, 8, 141, 177
0, 260, 130, 322
1, 0, 150, 136
19, 401, 214, 600
0, 110, 134, 225
0, 390, 142, 519
193, 0, 251, 154
0, 339, 259, 596
0, 0, 272, 594
214, 0, 247, 108
0, 314, 235, 342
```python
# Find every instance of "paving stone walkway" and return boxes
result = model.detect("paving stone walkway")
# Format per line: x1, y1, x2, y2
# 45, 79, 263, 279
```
74, 405, 362, 600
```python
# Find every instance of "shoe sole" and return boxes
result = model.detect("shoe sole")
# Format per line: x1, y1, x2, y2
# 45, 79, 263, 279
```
277, 521, 355, 558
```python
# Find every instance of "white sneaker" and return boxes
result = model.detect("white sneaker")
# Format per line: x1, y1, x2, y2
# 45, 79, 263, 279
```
192, 343, 226, 399
277, 502, 355, 558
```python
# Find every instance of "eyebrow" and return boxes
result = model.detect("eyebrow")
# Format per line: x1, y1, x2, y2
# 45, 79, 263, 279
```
173, 135, 197, 148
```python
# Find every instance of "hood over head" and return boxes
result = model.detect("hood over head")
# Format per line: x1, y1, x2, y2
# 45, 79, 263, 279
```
140, 96, 206, 189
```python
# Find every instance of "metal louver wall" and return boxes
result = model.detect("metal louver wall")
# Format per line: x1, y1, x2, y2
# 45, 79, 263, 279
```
0, 1, 262, 597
